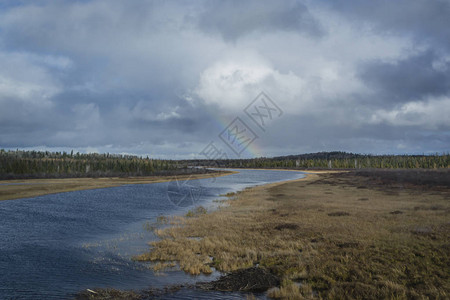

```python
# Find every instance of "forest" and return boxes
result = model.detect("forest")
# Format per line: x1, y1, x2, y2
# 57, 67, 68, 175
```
0, 150, 448, 179
185, 151, 450, 169
0, 149, 181, 179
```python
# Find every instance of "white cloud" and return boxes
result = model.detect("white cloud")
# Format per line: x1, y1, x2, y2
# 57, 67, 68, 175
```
155, 110, 181, 121
0, 51, 62, 104
193, 3, 412, 118
369, 96, 450, 128
195, 54, 279, 111
0, 0, 449, 155
131, 101, 181, 122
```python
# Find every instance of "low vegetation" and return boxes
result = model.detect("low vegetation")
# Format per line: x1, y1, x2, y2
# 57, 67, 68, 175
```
136, 170, 450, 299
185, 206, 207, 217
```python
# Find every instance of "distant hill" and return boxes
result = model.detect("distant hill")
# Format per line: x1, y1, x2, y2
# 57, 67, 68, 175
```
272, 151, 366, 160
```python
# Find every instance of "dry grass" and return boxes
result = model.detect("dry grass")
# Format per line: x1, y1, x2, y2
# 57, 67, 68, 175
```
0, 171, 234, 201
185, 206, 207, 218
268, 279, 314, 299
136, 170, 450, 299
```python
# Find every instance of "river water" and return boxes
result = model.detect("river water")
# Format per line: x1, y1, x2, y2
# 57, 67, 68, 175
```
0, 169, 305, 299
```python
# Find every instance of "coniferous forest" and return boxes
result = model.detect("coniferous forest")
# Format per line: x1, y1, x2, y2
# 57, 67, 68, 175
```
0, 150, 448, 180
0, 149, 181, 179
185, 151, 450, 169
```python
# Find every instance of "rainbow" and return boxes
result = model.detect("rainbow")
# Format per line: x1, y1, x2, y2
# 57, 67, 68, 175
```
212, 114, 263, 158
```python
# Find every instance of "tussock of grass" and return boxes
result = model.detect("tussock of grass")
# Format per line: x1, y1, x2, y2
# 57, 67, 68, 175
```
142, 221, 156, 232
185, 206, 207, 218
156, 215, 169, 224
268, 279, 312, 299
138, 171, 450, 298
222, 191, 237, 197
151, 261, 176, 272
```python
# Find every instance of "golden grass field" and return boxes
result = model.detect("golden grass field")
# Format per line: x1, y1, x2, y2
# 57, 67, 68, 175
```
0, 171, 234, 201
135, 170, 450, 299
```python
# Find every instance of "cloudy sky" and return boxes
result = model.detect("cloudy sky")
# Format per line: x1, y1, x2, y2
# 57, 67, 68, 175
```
0, 0, 449, 158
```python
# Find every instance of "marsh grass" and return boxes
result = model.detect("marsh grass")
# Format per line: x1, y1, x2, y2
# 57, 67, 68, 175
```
222, 191, 237, 197
268, 279, 314, 299
156, 215, 169, 224
185, 206, 207, 218
142, 221, 156, 232
137, 172, 450, 299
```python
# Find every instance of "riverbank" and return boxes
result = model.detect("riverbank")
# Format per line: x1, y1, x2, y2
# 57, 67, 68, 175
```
0, 171, 235, 201
135, 169, 449, 299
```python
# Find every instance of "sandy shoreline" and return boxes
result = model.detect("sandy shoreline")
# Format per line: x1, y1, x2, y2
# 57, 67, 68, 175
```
134, 169, 449, 299
0, 171, 236, 201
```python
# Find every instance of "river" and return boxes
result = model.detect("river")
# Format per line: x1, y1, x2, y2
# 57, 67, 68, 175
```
0, 169, 305, 299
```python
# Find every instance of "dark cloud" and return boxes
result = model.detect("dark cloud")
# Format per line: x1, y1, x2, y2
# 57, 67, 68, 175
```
197, 0, 325, 41
324, 0, 450, 50
359, 51, 450, 105
261, 115, 449, 155
0, 0, 449, 156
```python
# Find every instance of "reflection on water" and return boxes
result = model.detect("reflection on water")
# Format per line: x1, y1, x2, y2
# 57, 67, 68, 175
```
0, 169, 304, 299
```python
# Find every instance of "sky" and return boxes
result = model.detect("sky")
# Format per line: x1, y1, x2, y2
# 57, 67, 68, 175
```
0, 0, 449, 159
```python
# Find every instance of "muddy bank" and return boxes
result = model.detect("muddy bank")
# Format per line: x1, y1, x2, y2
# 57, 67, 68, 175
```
76, 267, 279, 299
197, 267, 280, 292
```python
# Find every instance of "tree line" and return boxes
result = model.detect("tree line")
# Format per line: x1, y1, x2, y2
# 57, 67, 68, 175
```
185, 151, 450, 169
0, 149, 181, 179
1, 150, 448, 179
